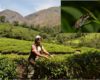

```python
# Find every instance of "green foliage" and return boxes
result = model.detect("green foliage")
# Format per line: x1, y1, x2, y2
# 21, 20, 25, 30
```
61, 1, 100, 33
81, 7, 99, 22
0, 37, 76, 54
78, 35, 100, 49
0, 57, 18, 79
0, 21, 61, 44
21, 21, 28, 28
30, 23, 35, 30
0, 15, 6, 23
1, 33, 100, 54
1, 51, 100, 79
65, 51, 100, 79
0, 23, 39, 41
35, 24, 40, 31
35, 51, 100, 79
13, 21, 19, 26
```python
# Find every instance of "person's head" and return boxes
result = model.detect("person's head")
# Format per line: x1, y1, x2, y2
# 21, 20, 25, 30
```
35, 35, 42, 45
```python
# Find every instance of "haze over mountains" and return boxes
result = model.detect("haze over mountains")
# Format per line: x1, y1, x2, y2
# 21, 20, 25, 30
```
0, 6, 60, 27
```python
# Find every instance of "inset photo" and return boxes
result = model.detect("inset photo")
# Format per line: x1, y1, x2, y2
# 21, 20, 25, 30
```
61, 0, 100, 33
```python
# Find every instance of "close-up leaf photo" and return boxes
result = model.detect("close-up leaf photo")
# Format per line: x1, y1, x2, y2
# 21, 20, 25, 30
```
61, 0, 100, 33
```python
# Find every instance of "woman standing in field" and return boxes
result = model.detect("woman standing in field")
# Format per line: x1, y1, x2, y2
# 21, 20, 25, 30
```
27, 35, 53, 78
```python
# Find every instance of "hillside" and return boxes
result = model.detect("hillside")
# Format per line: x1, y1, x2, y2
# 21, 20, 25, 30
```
0, 22, 61, 44
0, 37, 99, 54
0, 9, 26, 23
67, 33, 100, 44
0, 22, 100, 54
25, 6, 61, 27
0, 6, 61, 27
0, 22, 40, 41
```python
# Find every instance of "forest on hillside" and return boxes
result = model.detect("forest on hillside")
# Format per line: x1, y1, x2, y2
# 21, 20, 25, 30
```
1, 11, 100, 79
0, 15, 88, 45
1, 15, 100, 50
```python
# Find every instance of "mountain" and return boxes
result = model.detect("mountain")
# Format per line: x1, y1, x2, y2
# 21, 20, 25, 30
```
0, 9, 26, 23
0, 6, 61, 27
24, 6, 61, 27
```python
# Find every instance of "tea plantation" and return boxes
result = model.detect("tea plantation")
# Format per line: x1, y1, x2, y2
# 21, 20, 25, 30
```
0, 37, 100, 54
0, 21, 100, 79
0, 51, 100, 79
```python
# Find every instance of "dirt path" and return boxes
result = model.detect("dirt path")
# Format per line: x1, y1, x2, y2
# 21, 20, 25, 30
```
0, 53, 67, 56
0, 53, 30, 56
0, 51, 81, 56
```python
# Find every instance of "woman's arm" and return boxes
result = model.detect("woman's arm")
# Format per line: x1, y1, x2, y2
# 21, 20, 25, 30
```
32, 50, 49, 59
42, 48, 53, 58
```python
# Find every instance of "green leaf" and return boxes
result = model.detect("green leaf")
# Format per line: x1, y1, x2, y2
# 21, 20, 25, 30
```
81, 7, 99, 22
61, 6, 94, 33
83, 20, 100, 25
61, 16, 73, 32
83, 20, 100, 32
93, 20, 100, 24
62, 6, 83, 19
83, 20, 94, 25
94, 14, 100, 32
61, 7, 83, 33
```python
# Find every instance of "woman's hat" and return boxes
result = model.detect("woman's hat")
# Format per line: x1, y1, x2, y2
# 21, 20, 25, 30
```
35, 35, 41, 40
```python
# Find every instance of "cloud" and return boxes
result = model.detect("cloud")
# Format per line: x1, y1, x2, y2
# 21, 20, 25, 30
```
35, 3, 54, 12
34, 0, 60, 11
0, 0, 60, 16
0, 4, 4, 12
61, 0, 97, 1
7, 3, 33, 16
25, 0, 60, 12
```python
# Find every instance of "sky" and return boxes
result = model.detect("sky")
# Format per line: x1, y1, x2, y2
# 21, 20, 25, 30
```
0, 0, 61, 16
61, 0, 99, 1
61, 0, 97, 1
61, 0, 100, 1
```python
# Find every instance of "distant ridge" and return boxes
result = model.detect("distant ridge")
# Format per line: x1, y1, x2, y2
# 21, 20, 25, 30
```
25, 6, 61, 27
0, 9, 26, 23
0, 6, 61, 27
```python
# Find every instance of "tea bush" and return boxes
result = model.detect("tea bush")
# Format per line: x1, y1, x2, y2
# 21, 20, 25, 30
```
78, 36, 100, 49
65, 51, 100, 79
0, 57, 18, 79
0, 51, 100, 79
35, 51, 100, 79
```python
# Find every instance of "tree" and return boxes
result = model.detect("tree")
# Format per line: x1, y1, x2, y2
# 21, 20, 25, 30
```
42, 26, 47, 32
9, 26, 13, 32
48, 37, 51, 43
30, 24, 35, 30
51, 33, 56, 37
21, 22, 28, 28
13, 21, 19, 26
0, 15, 6, 22
57, 35, 63, 44
42, 33, 48, 39
6, 19, 10, 23
35, 24, 40, 31
28, 26, 31, 34
0, 27, 9, 35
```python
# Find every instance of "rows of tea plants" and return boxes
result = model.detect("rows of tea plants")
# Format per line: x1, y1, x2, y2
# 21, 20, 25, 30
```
0, 37, 75, 54
36, 51, 100, 79
0, 55, 28, 79
0, 50, 100, 79
1, 37, 100, 54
